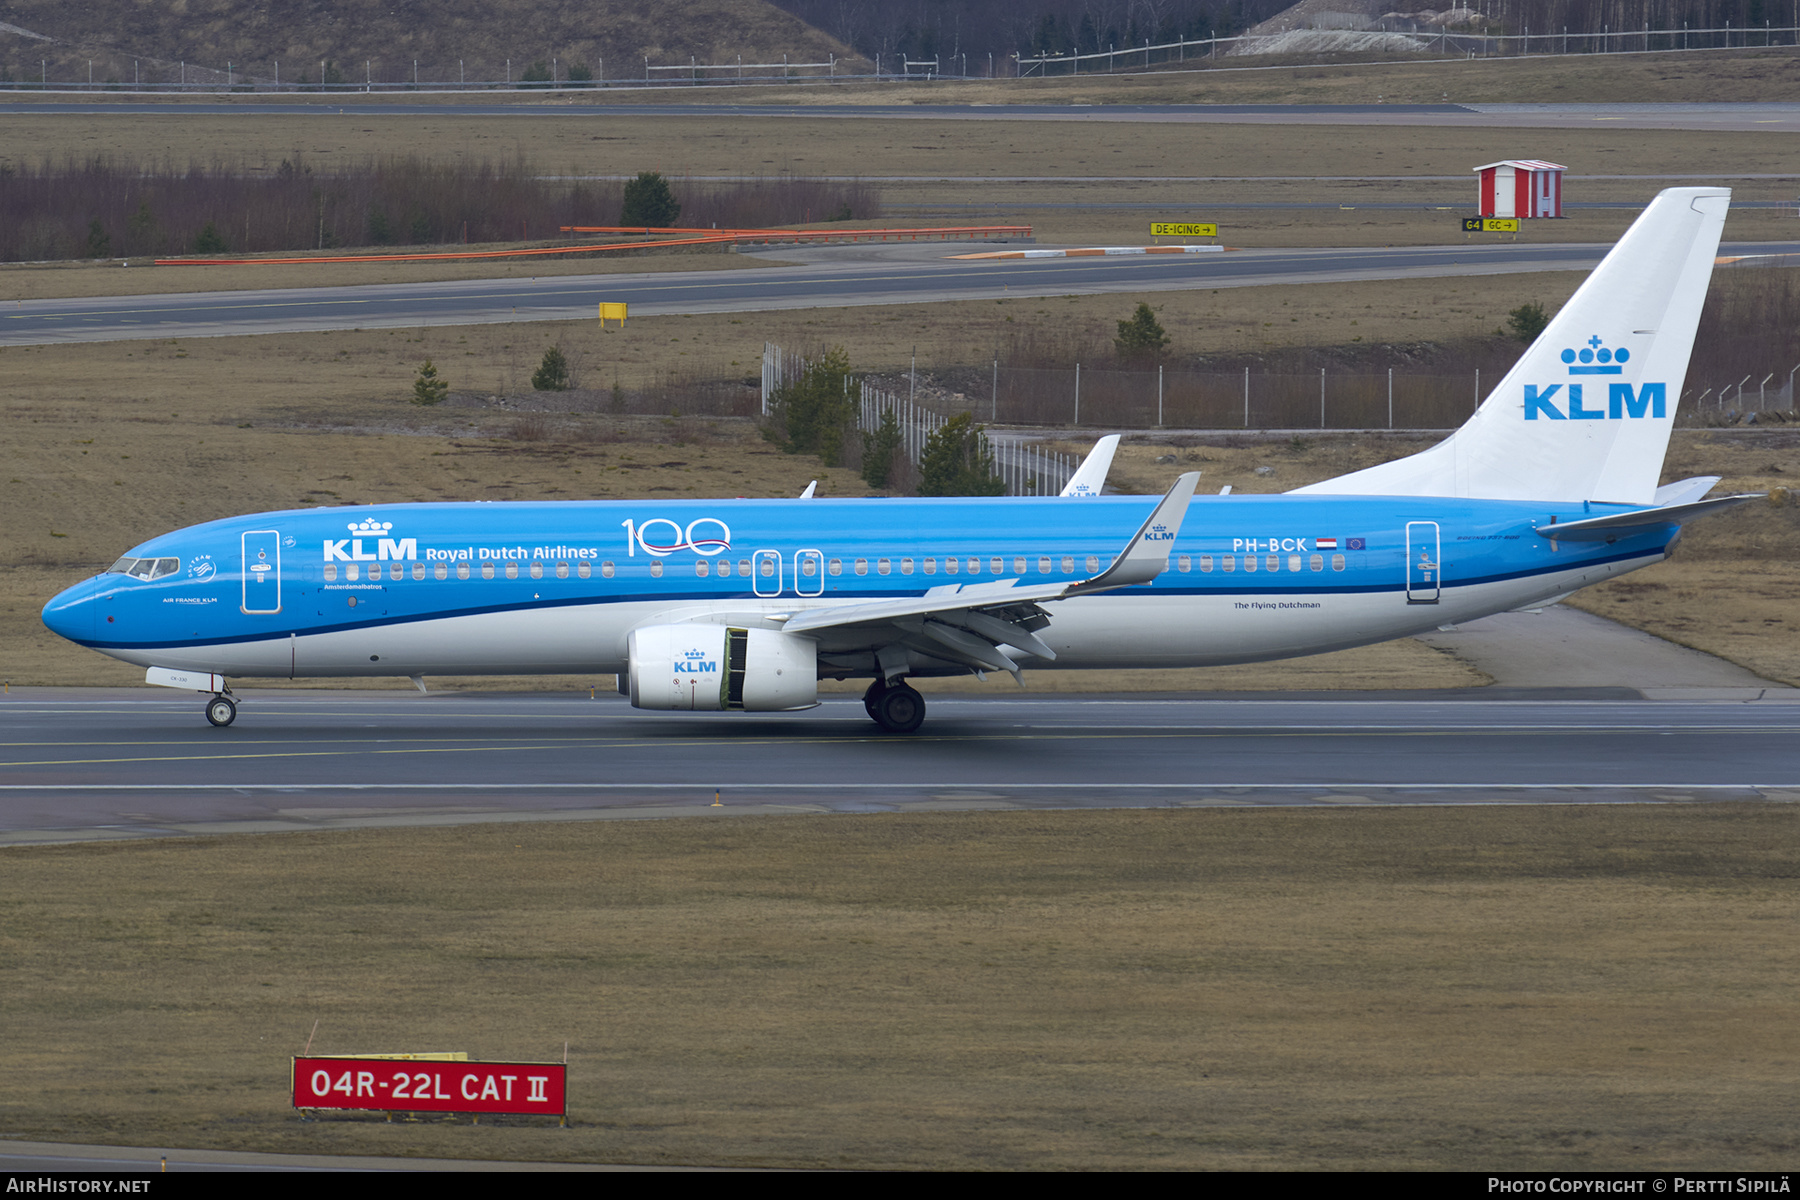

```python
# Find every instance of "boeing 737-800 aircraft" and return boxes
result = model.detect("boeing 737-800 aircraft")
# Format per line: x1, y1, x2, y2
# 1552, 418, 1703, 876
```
42, 188, 1757, 732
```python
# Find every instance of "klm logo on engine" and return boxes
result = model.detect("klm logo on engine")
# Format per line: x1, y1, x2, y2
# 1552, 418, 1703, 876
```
674, 647, 717, 674
1525, 335, 1664, 421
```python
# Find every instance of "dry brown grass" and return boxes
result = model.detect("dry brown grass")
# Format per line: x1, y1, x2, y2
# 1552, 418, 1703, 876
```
2, 804, 1795, 1169
0, 111, 1792, 266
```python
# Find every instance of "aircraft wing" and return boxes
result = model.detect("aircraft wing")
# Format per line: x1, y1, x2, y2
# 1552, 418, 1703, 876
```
779, 472, 1200, 680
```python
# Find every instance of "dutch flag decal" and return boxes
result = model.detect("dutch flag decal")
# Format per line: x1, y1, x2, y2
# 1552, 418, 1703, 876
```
1315, 538, 1339, 550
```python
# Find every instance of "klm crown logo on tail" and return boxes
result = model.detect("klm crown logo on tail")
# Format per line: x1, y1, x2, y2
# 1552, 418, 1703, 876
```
1524, 336, 1665, 422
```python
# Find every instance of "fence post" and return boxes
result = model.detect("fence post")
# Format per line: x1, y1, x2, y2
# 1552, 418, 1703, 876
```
1320, 367, 1326, 429
1474, 368, 1480, 412
993, 356, 999, 423
1074, 363, 1081, 426
1158, 364, 1163, 427
1388, 368, 1393, 429
1243, 367, 1249, 428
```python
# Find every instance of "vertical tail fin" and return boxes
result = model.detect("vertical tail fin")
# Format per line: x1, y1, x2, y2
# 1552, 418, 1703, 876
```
1296, 187, 1729, 505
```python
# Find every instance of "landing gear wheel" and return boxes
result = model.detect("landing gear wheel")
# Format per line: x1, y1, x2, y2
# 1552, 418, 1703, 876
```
870, 682, 926, 734
862, 678, 888, 721
205, 694, 237, 727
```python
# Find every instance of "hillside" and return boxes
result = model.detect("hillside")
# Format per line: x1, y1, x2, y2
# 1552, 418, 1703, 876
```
0, 0, 864, 88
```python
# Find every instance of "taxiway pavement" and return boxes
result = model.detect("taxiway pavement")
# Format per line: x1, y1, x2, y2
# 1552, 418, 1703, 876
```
9, 240, 1800, 346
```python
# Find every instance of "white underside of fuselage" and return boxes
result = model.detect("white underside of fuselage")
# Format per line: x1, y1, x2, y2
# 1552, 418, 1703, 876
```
106, 552, 1658, 681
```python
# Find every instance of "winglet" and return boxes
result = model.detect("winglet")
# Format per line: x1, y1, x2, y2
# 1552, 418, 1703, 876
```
1071, 471, 1201, 592
798, 480, 818, 499
1060, 434, 1120, 497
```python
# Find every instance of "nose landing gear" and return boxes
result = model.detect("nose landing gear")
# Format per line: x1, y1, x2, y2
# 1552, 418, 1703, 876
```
862, 678, 926, 734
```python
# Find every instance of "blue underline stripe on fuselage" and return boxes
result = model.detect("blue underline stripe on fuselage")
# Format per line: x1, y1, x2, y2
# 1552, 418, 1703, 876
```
69, 545, 1662, 653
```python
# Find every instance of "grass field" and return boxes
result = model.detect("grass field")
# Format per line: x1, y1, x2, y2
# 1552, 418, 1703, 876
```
1, 105, 1794, 267
1, 804, 1795, 1169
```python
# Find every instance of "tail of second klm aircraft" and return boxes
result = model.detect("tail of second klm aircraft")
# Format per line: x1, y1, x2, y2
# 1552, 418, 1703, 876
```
1296, 187, 1730, 506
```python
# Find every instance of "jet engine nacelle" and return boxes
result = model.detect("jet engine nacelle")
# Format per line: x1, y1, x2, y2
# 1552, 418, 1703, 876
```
626, 624, 819, 712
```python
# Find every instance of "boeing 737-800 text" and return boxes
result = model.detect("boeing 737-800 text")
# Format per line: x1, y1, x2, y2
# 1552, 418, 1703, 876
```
42, 188, 1755, 732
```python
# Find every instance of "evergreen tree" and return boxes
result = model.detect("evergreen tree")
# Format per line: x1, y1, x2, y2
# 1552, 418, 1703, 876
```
412, 359, 447, 405
85, 220, 111, 258
620, 172, 681, 228
919, 413, 1004, 497
532, 346, 571, 390
192, 222, 228, 254
860, 407, 903, 489
1507, 302, 1551, 342
771, 347, 854, 466
1114, 302, 1169, 358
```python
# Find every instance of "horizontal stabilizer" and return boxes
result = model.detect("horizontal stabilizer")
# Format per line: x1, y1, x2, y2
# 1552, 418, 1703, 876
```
1534, 494, 1761, 541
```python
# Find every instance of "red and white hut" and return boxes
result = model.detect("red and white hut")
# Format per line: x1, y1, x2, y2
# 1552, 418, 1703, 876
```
1474, 160, 1565, 219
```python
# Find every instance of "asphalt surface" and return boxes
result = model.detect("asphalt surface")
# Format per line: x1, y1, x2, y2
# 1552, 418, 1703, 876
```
2, 687, 1796, 846
11, 240, 1800, 345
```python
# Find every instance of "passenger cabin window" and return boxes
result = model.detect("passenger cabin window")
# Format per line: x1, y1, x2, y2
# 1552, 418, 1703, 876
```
968, 558, 981, 575
695, 560, 709, 577
1200, 555, 1214, 573
901, 558, 914, 575
758, 558, 773, 578
530, 561, 543, 579
829, 559, 842, 576
1178, 555, 1191, 573
923, 558, 936, 574
435, 564, 448, 580
946, 558, 959, 575
650, 560, 665, 578
991, 557, 1004, 574
1085, 555, 1099, 573
391, 563, 404, 581
1039, 556, 1051, 574
1013, 557, 1026, 575
1310, 554, 1323, 572
481, 563, 495, 580
1062, 556, 1074, 573
1332, 554, 1346, 572
347, 564, 360, 581
877, 558, 891, 576
1223, 556, 1237, 573
458, 563, 471, 580
1243, 556, 1257, 573
737, 559, 751, 576
600, 561, 614, 578
578, 561, 591, 579
412, 563, 425, 580
324, 564, 338, 581
854, 558, 868, 576
556, 562, 569, 579
800, 557, 817, 577
1267, 555, 1280, 573
505, 563, 519, 580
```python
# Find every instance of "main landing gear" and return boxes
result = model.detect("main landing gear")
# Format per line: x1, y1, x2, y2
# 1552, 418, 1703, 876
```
205, 693, 237, 727
863, 678, 926, 734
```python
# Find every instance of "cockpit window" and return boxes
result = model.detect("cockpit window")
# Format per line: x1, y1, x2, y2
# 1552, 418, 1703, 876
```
110, 556, 180, 580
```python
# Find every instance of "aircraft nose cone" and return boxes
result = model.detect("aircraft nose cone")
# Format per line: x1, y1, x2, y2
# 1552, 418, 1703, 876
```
41, 579, 100, 646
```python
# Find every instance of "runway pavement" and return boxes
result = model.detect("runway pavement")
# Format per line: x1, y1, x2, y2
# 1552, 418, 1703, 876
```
2, 683, 1796, 846
11, 239, 1800, 345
